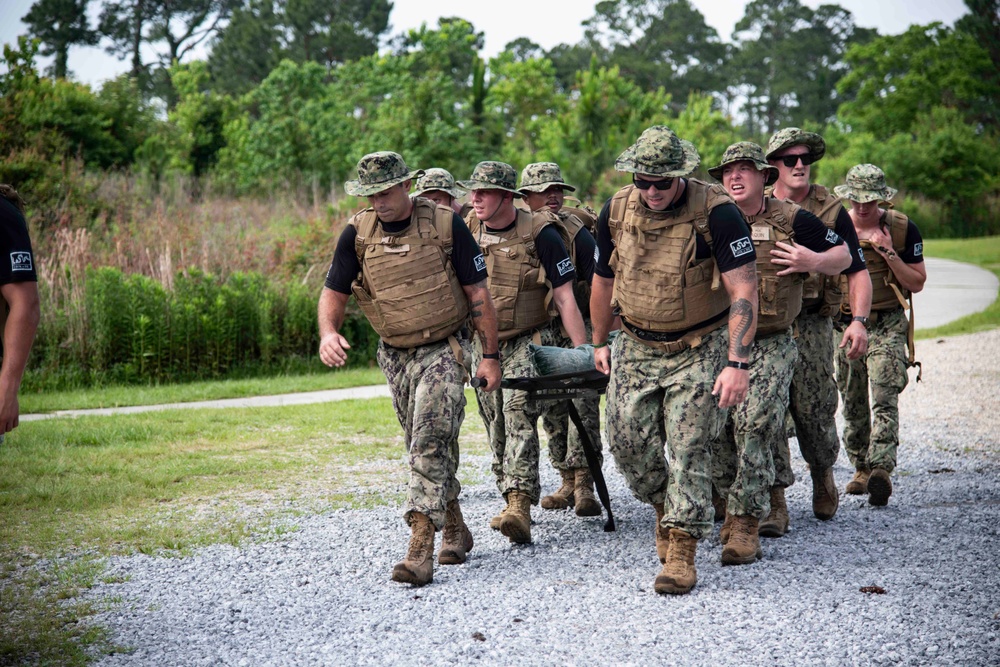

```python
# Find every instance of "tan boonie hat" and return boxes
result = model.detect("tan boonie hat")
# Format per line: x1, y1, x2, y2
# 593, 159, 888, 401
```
344, 151, 423, 197
518, 162, 577, 194
765, 127, 826, 162
708, 142, 779, 186
414, 168, 466, 199
834, 164, 898, 203
614, 125, 700, 177
458, 161, 524, 198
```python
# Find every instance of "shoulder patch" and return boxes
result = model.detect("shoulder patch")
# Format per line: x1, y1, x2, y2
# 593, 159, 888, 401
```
857, 247, 866, 264
825, 229, 840, 245
913, 242, 923, 257
730, 237, 753, 258
474, 254, 486, 272
10, 251, 32, 272
557, 257, 574, 277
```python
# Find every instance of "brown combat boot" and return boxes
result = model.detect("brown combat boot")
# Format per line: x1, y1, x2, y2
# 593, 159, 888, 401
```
574, 468, 601, 517
439, 500, 474, 565
391, 512, 435, 586
540, 470, 576, 510
654, 529, 698, 595
758, 486, 790, 538
489, 496, 509, 531
867, 468, 893, 507
654, 503, 669, 563
712, 487, 727, 523
846, 468, 871, 495
811, 467, 840, 520
499, 490, 532, 544
721, 515, 763, 565
719, 510, 734, 545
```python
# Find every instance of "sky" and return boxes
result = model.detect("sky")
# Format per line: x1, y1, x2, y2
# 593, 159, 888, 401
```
0, 0, 971, 88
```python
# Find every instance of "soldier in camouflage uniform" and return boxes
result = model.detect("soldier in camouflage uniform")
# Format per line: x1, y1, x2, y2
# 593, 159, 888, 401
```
319, 152, 501, 586
709, 143, 851, 565
517, 162, 604, 519
414, 168, 467, 216
591, 126, 759, 595
459, 161, 588, 545
834, 165, 926, 507
764, 128, 872, 532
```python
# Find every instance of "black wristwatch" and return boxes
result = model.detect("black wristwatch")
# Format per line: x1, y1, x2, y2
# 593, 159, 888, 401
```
852, 316, 870, 329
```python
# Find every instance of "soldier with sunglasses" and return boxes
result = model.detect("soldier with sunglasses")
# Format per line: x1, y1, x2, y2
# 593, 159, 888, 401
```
761, 129, 873, 535
590, 125, 759, 595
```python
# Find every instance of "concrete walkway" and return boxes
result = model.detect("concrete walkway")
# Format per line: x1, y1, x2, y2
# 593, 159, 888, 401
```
21, 255, 998, 422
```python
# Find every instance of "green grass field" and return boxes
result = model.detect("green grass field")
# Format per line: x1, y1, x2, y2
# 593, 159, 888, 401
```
917, 237, 1000, 339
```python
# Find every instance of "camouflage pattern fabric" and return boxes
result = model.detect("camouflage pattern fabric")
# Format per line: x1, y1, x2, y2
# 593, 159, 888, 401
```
377, 336, 471, 530
834, 164, 898, 204
764, 127, 826, 162
712, 330, 797, 517
707, 141, 778, 186
835, 308, 910, 473
414, 168, 465, 199
773, 312, 841, 487
473, 323, 562, 503
606, 326, 728, 540
518, 162, 577, 193
458, 161, 523, 197
344, 151, 423, 197
614, 125, 700, 177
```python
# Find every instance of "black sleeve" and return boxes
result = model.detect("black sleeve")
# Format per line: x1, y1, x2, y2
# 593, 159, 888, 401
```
536, 224, 577, 288
449, 214, 488, 285
573, 227, 597, 284
834, 208, 867, 274
0, 198, 37, 284
708, 202, 756, 272
323, 226, 361, 294
594, 199, 615, 279
900, 219, 925, 264
792, 209, 844, 252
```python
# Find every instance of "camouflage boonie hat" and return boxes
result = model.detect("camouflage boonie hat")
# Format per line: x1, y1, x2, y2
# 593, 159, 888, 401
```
834, 164, 898, 203
614, 125, 700, 177
708, 142, 779, 186
457, 161, 524, 198
765, 127, 826, 162
414, 168, 465, 199
518, 162, 577, 194
345, 151, 423, 197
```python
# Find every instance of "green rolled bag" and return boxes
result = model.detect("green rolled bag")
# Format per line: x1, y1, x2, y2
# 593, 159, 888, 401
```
528, 331, 619, 376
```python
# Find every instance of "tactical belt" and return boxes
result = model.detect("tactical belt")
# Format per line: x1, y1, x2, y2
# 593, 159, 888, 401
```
621, 320, 696, 354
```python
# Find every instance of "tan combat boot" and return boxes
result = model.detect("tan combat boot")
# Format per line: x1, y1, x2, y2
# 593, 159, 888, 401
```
758, 486, 789, 538
721, 515, 763, 565
489, 496, 509, 531
391, 512, 435, 586
712, 487, 727, 523
574, 468, 601, 517
439, 500, 474, 565
846, 468, 871, 495
719, 510, 734, 545
654, 503, 669, 564
499, 490, 532, 544
540, 470, 576, 510
811, 467, 840, 520
867, 468, 893, 507
654, 529, 698, 595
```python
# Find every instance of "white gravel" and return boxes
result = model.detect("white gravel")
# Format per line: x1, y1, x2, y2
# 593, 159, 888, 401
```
85, 329, 1000, 666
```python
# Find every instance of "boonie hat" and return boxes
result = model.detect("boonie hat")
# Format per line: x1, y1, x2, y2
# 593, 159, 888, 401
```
518, 162, 577, 194
708, 142, 779, 186
765, 127, 826, 163
614, 125, 700, 177
414, 168, 466, 199
834, 164, 898, 203
458, 161, 524, 198
345, 151, 423, 197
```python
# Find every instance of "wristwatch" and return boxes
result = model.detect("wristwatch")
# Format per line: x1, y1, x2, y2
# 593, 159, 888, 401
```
852, 316, 870, 328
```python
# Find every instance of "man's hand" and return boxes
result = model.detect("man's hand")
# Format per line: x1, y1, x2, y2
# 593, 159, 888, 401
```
475, 358, 501, 392
770, 240, 819, 275
0, 385, 20, 435
319, 332, 351, 367
594, 346, 611, 375
712, 366, 749, 409
839, 321, 869, 360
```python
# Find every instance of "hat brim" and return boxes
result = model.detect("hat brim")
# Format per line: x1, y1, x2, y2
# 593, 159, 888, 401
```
615, 139, 701, 177
415, 186, 466, 199
345, 169, 423, 197
832, 185, 898, 203
765, 133, 826, 162
518, 181, 577, 194
456, 181, 524, 198
708, 160, 779, 186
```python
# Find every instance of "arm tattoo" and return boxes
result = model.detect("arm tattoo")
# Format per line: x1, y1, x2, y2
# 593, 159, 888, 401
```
469, 298, 484, 320
729, 298, 754, 357
728, 263, 757, 285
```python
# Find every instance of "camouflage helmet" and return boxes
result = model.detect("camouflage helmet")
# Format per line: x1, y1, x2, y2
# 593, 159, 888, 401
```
344, 151, 423, 197
414, 168, 466, 199
834, 164, 898, 203
457, 161, 524, 198
614, 125, 700, 177
518, 162, 577, 194
765, 127, 826, 163
708, 142, 779, 186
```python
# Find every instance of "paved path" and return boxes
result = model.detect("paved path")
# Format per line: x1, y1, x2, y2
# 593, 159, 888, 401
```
22, 255, 998, 422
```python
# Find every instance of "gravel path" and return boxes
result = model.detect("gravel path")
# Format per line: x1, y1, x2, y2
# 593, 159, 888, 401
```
86, 329, 1000, 666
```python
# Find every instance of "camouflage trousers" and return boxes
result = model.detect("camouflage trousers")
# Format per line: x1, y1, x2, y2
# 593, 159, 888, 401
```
835, 308, 910, 473
541, 320, 603, 472
712, 329, 797, 518
774, 312, 841, 487
473, 324, 561, 504
606, 326, 728, 540
377, 336, 472, 531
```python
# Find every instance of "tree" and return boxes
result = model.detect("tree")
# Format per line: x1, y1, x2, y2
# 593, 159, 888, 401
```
207, 0, 283, 95
283, 0, 392, 70
21, 0, 98, 79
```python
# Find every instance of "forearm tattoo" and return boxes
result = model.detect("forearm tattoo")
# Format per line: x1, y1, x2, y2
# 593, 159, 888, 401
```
469, 299, 484, 320
729, 298, 754, 358
729, 263, 757, 285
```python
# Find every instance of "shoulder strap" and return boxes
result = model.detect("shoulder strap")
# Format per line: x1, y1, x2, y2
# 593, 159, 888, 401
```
884, 209, 908, 252
351, 209, 380, 263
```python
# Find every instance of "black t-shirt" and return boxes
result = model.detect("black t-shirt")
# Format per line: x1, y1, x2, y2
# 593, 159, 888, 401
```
897, 218, 925, 264
324, 212, 487, 294
790, 208, 845, 254
0, 197, 37, 285
833, 208, 868, 274
594, 183, 756, 279
477, 218, 577, 289
572, 226, 597, 285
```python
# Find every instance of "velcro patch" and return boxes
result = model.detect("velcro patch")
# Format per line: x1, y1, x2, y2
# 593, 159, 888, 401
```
730, 238, 753, 258
557, 258, 574, 276
857, 248, 866, 264
10, 251, 32, 272
825, 229, 840, 245
913, 242, 923, 257
474, 254, 486, 272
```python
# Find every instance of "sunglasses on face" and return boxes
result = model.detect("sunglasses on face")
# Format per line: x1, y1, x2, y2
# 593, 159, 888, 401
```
633, 176, 675, 191
778, 153, 817, 168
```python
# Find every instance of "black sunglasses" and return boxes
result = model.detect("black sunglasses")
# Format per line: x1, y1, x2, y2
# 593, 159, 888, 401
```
633, 176, 675, 191
778, 153, 817, 168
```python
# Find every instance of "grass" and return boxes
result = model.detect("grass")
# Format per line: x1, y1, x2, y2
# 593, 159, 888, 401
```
917, 236, 1000, 339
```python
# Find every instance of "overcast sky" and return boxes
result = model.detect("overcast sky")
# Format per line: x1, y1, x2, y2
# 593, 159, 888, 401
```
0, 0, 971, 88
